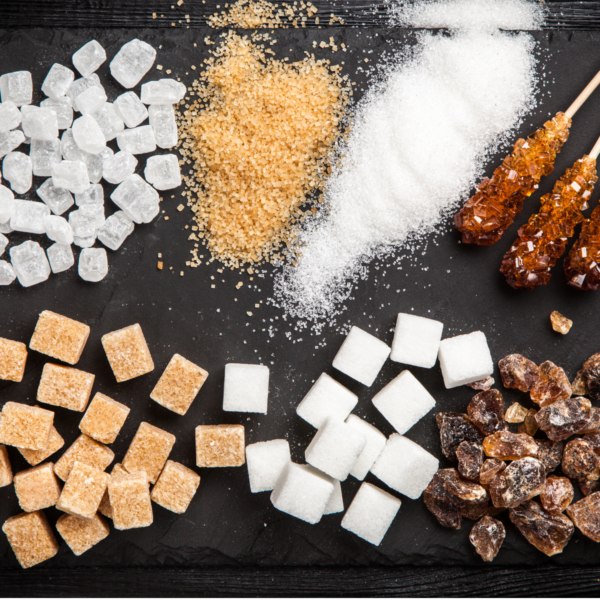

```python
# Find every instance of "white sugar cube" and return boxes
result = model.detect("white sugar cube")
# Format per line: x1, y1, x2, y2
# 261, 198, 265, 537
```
148, 104, 177, 149
76, 183, 103, 207
145, 154, 181, 190
36, 178, 74, 215
0, 185, 15, 222
245, 439, 291, 493
47, 243, 74, 274
44, 215, 73, 245
0, 260, 16, 285
0, 72, 32, 107
372, 371, 435, 434
10, 200, 50, 234
110, 173, 160, 224
0, 232, 7, 257
84, 147, 113, 184
53, 160, 90, 194
3, 151, 32, 193
21, 107, 58, 141
114, 91, 148, 128
116, 125, 156, 155
0, 101, 21, 133
73, 40, 107, 78
72, 115, 106, 155
223, 363, 269, 414
97, 211, 134, 251
305, 418, 366, 481
41, 97, 73, 130
74, 234, 96, 248
10, 240, 50, 287
323, 479, 344, 515
78, 247, 108, 282
270, 463, 334, 524
345, 415, 387, 481
75, 86, 107, 115
42, 64, 75, 100
341, 482, 401, 546
67, 74, 102, 104
370, 434, 438, 499
69, 205, 105, 237
391, 313, 443, 368
141, 79, 186, 105
332, 326, 390, 386
91, 103, 124, 141
438, 331, 493, 389
110, 39, 156, 89
30, 139, 61, 177
0, 130, 25, 158
103, 150, 137, 184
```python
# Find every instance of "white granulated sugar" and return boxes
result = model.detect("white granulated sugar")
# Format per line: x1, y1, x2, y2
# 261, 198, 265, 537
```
274, 0, 541, 323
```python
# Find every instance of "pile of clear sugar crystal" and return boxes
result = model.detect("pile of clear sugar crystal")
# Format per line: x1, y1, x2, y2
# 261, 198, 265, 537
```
0, 37, 185, 286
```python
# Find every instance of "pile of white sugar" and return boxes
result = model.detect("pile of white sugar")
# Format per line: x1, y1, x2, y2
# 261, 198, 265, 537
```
273, 0, 543, 325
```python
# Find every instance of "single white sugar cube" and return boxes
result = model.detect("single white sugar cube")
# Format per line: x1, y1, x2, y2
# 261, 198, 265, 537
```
323, 479, 344, 515
341, 482, 401, 546
75, 183, 103, 207
47, 242, 74, 274
144, 153, 181, 190
110, 173, 160, 224
42, 64, 75, 100
270, 463, 334, 524
10, 240, 50, 287
44, 214, 74, 245
73, 40, 107, 78
97, 211, 134, 251
21, 107, 59, 141
10, 200, 51, 234
110, 39, 157, 89
372, 370, 436, 435
116, 125, 156, 155
53, 160, 90, 194
75, 86, 107, 115
391, 313, 444, 368
0, 232, 7, 256
74, 234, 96, 248
103, 150, 137, 184
0, 260, 16, 285
84, 147, 113, 184
370, 434, 438, 499
332, 326, 390, 386
78, 247, 108, 282
0, 72, 33, 107
36, 178, 74, 215
114, 91, 148, 128
0, 130, 25, 158
296, 373, 358, 429
345, 415, 387, 481
0, 101, 21, 133
67, 74, 102, 105
69, 204, 105, 237
438, 331, 493, 389
141, 79, 187, 105
40, 97, 73, 130
72, 115, 106, 155
223, 363, 269, 414
0, 185, 15, 223
148, 104, 177, 149
30, 139, 61, 177
91, 103, 124, 142
305, 418, 366, 481
3, 151, 32, 194
245, 439, 291, 493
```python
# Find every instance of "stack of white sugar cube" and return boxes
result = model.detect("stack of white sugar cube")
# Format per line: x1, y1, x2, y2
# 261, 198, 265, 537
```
0, 37, 185, 287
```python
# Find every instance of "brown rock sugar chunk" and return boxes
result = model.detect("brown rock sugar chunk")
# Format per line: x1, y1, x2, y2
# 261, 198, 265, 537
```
536, 439, 564, 474
505, 402, 528, 424
517, 408, 538, 436
583, 352, 600, 401
550, 311, 573, 335
483, 431, 538, 461
0, 402, 54, 451
457, 441, 484, 481
571, 369, 588, 397
530, 361, 572, 407
98, 463, 128, 520
489, 457, 545, 508
150, 353, 208, 416
108, 472, 153, 530
79, 392, 130, 444
151, 460, 201, 514
498, 354, 539, 392
510, 500, 574, 556
2, 511, 59, 569
584, 431, 600, 454
479, 458, 506, 485
436, 412, 483, 461
562, 438, 600, 480
101, 323, 154, 383
580, 407, 600, 434
56, 513, 110, 556
195, 424, 245, 468
13, 463, 61, 512
0, 444, 13, 487
579, 478, 599, 497
535, 397, 591, 441
37, 363, 95, 412
469, 516, 505, 562
567, 492, 600, 542
18, 426, 65, 466
467, 389, 506, 435
29, 311, 90, 365
0, 337, 27, 382
466, 376, 494, 392
540, 476, 574, 514
53, 434, 114, 482
56, 461, 110, 520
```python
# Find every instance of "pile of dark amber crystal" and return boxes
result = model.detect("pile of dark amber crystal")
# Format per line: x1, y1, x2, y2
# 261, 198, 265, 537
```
564, 203, 600, 290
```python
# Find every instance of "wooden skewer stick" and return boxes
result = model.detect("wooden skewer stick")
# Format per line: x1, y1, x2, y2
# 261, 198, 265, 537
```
590, 135, 600, 160
566, 70, 600, 119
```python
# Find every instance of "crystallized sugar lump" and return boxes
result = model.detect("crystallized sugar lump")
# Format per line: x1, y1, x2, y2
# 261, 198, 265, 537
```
0, 336, 28, 381
0, 402, 54, 451
108, 471, 153, 530
18, 426, 65, 466
56, 513, 109, 556
53, 433, 114, 481
438, 331, 494, 388
30, 310, 90, 365
2, 511, 59, 569
246, 439, 291, 493
390, 313, 444, 368
79, 392, 130, 444
0, 444, 13, 487
37, 363, 95, 412
223, 363, 269, 414
151, 460, 201, 514
323, 479, 344, 515
56, 461, 109, 519
122, 422, 175, 484
344, 415, 387, 481
13, 463, 61, 512
102, 323, 155, 382
196, 424, 245, 468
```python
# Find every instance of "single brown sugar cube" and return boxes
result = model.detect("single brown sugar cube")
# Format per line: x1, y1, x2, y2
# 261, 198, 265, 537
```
18, 426, 65, 466
2, 511, 59, 569
195, 424, 245, 468
29, 311, 90, 365
0, 337, 27, 382
108, 472, 153, 530
57, 461, 110, 519
37, 363, 95, 412
0, 444, 13, 487
122, 422, 176, 484
0, 402, 54, 451
102, 323, 154, 383
150, 354, 208, 416
13, 463, 62, 512
56, 513, 109, 556
54, 434, 114, 482
98, 463, 129, 519
151, 460, 200, 514
79, 393, 130, 444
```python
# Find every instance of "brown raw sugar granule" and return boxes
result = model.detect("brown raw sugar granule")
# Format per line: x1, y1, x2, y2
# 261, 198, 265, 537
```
122, 422, 176, 484
14, 463, 62, 513
0, 444, 13, 487
57, 461, 110, 520
550, 311, 573, 335
0, 402, 54, 451
0, 337, 27, 382
54, 434, 114, 482
2, 511, 59, 569
150, 353, 208, 415
151, 460, 201, 514
79, 392, 130, 444
37, 363, 95, 412
56, 513, 110, 556
29, 311, 90, 365
108, 472, 153, 530
98, 463, 129, 520
101, 323, 155, 383
18, 426, 65, 466
195, 424, 245, 467
208, 0, 320, 29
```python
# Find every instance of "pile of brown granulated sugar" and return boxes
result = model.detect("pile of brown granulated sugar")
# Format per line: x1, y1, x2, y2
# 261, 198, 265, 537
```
177, 31, 349, 268
208, 0, 319, 29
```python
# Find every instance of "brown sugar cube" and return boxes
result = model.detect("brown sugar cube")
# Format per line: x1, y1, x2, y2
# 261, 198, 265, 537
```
0, 337, 27, 382
151, 460, 201, 514
150, 354, 208, 416
29, 311, 90, 365
37, 363, 95, 412
102, 323, 154, 383
98, 463, 129, 519
54, 434, 114, 482
0, 402, 54, 450
56, 513, 109, 556
122, 422, 176, 484
2, 511, 59, 568
18, 426, 65, 467
79, 393, 130, 444
56, 461, 110, 519
0, 444, 13, 487
13, 463, 62, 512
108, 472, 153, 530
195, 424, 245, 468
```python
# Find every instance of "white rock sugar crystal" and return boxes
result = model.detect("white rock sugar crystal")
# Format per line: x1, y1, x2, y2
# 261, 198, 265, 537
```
30, 139, 61, 177
69, 204, 105, 238
110, 173, 160, 224
76, 183, 103, 206
42, 64, 75, 100
53, 160, 90, 194
74, 234, 97, 248
148, 104, 177, 149
0, 223, 12, 234
116, 125, 156, 155
0, 185, 15, 223
323, 479, 344, 515
296, 373, 358, 429
78, 247, 108, 282
141, 79, 186, 105
10, 200, 50, 234
0, 232, 7, 256
114, 91, 148, 128
438, 330, 493, 388
332, 326, 390, 386
372, 371, 436, 434
41, 97, 74, 130
270, 462, 334, 524
274, 2, 541, 323
110, 39, 156, 89
370, 434, 438, 499
0, 71, 33, 107
144, 153, 181, 190
61, 128, 84, 162
345, 415, 387, 481
91, 103, 124, 141
0, 101, 21, 133
3, 152, 32, 194
36, 178, 74, 215
97, 211, 134, 251
0, 260, 16, 285
73, 40, 107, 78
47, 242, 74, 274
245, 439, 291, 493
72, 115, 106, 154
341, 482, 401, 546
0, 130, 25, 158
391, 313, 444, 368
223, 363, 270, 414
43, 215, 73, 245
10, 240, 51, 287
67, 73, 102, 104
85, 147, 113, 184
75, 86, 107, 115
21, 106, 59, 141
102, 150, 137, 184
